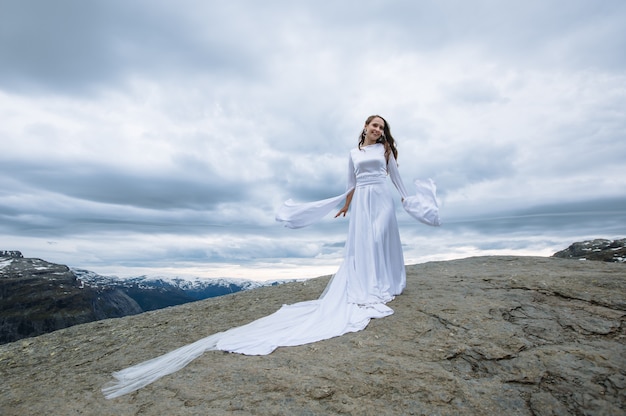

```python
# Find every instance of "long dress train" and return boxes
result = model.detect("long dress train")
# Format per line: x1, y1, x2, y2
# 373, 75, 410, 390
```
102, 143, 440, 399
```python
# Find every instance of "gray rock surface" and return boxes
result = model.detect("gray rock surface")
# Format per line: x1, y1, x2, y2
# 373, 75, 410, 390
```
0, 256, 624, 415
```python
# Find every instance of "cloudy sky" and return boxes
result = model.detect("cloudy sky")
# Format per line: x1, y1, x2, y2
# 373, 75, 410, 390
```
1, 0, 625, 280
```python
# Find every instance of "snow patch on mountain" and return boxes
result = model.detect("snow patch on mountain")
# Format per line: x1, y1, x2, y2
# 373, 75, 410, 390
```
71, 268, 296, 292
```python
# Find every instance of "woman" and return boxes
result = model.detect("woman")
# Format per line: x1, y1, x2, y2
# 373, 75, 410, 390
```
102, 115, 440, 399
334, 115, 408, 305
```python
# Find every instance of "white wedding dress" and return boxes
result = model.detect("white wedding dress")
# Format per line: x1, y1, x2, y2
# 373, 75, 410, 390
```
103, 143, 440, 399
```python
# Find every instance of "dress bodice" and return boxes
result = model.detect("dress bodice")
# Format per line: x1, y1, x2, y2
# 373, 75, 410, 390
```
347, 143, 407, 198
350, 143, 388, 181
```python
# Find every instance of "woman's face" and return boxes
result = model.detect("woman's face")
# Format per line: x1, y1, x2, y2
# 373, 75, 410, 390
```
364, 117, 385, 141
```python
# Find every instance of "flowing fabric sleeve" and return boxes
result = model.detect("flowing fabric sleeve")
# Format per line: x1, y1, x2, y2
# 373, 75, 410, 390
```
387, 155, 441, 227
346, 152, 356, 191
275, 152, 356, 229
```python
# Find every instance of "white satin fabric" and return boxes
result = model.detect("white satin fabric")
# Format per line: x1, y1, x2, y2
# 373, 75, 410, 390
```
102, 143, 440, 399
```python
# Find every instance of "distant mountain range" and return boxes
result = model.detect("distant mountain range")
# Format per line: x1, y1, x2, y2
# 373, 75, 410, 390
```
71, 268, 287, 312
0, 250, 293, 344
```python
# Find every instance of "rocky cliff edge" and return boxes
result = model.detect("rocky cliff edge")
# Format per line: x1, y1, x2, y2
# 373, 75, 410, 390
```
0, 256, 624, 415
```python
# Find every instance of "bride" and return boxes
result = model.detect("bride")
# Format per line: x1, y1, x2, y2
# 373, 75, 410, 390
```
103, 115, 440, 399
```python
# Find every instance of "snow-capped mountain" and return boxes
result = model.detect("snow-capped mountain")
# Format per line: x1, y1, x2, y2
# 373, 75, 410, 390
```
71, 268, 294, 312
72, 268, 278, 291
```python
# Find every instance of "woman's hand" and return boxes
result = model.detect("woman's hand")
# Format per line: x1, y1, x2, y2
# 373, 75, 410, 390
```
335, 205, 349, 218
335, 189, 354, 218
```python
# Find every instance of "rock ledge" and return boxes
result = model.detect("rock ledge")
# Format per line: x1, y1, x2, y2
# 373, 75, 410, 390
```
0, 256, 624, 415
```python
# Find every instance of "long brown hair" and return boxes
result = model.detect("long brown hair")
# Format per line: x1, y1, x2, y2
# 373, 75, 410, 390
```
358, 115, 398, 163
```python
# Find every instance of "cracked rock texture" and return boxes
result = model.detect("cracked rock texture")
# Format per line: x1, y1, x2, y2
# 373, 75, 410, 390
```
1, 256, 624, 415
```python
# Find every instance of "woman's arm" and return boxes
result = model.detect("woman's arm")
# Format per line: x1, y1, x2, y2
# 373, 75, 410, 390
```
335, 188, 355, 217
336, 152, 356, 218
387, 153, 408, 201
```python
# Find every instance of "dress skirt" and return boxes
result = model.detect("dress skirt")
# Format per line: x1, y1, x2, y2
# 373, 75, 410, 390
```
102, 144, 439, 399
